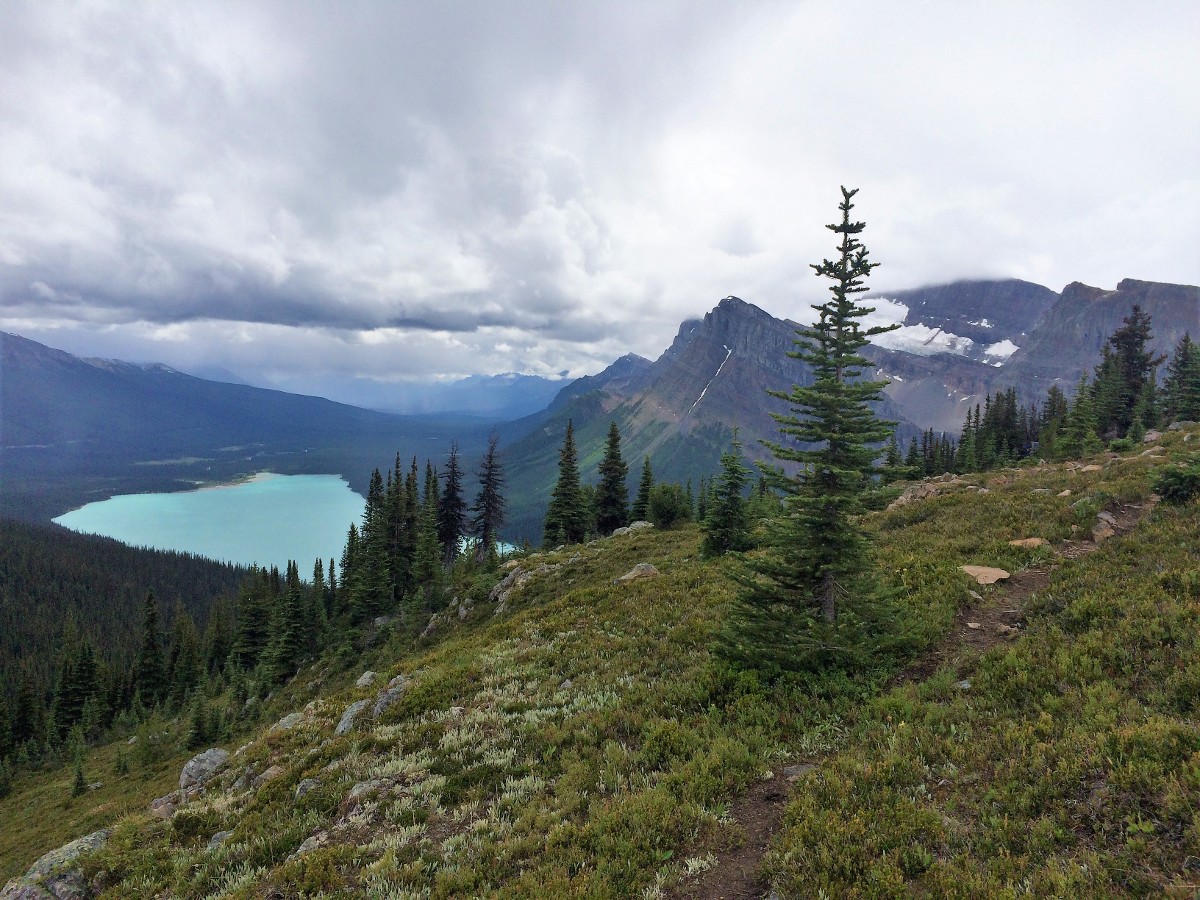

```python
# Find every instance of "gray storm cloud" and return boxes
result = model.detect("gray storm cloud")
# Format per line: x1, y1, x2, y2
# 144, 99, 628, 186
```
1, 0, 1197, 388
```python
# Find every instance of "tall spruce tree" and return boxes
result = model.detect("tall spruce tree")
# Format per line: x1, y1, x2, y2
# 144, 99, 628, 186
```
412, 461, 444, 613
1093, 305, 1165, 439
472, 432, 506, 563
437, 442, 467, 566
544, 420, 588, 545
352, 468, 392, 623
1163, 332, 1200, 423
632, 456, 653, 521
702, 430, 752, 557
134, 591, 165, 708
265, 561, 307, 683
593, 422, 629, 536
721, 187, 900, 674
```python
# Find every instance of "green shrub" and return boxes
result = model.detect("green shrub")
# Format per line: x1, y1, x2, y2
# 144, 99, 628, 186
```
1153, 464, 1200, 504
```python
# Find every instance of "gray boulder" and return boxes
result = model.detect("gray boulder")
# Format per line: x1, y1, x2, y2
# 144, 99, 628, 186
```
1, 828, 110, 900
334, 699, 370, 736
270, 712, 303, 732
372, 675, 407, 719
180, 748, 230, 792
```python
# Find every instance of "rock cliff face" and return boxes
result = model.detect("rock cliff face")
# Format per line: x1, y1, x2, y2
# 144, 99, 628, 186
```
1001, 279, 1200, 393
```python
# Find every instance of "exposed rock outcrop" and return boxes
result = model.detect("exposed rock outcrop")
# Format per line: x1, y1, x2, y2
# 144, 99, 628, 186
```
180, 748, 230, 793
1, 828, 110, 900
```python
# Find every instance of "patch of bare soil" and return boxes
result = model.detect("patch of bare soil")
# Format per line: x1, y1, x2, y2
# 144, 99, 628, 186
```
667, 498, 1157, 900
669, 770, 789, 900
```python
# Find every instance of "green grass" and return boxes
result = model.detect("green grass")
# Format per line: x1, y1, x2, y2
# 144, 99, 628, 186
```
7, 433, 1197, 897
765, 457, 1200, 896
0, 726, 189, 882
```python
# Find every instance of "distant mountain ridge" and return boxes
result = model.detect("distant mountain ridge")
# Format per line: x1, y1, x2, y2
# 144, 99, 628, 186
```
501, 276, 1197, 539
0, 331, 492, 522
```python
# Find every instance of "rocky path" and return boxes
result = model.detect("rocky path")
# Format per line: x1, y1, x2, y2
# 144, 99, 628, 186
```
669, 497, 1157, 900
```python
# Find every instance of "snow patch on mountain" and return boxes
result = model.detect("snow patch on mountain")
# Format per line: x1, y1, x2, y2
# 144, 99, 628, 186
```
983, 339, 1019, 360
870, 323, 975, 357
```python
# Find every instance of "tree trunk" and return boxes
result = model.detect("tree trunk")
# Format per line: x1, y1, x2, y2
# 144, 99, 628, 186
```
819, 571, 836, 623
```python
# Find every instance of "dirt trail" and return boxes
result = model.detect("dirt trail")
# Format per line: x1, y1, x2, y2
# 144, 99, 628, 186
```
669, 498, 1156, 900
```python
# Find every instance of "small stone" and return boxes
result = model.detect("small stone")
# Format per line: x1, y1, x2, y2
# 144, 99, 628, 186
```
252, 764, 285, 788
207, 831, 232, 850
966, 622, 982, 630
996, 623, 1020, 635
355, 671, 377, 688
977, 488, 990, 495
1092, 525, 1116, 543
149, 793, 177, 819
614, 563, 660, 584
783, 764, 816, 781
295, 778, 320, 801
1031, 488, 1051, 494
1096, 510, 1117, 525
956, 679, 972, 691
559, 678, 573, 690
1140, 447, 1164, 456
293, 831, 328, 858
1143, 430, 1163, 442
334, 699, 370, 736
959, 565, 1010, 585
968, 590, 983, 601
347, 779, 384, 803
628, 521, 654, 530
1080, 464, 1103, 472
372, 615, 394, 628
1058, 489, 1072, 497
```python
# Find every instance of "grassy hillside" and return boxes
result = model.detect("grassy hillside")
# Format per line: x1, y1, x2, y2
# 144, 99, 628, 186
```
4, 428, 1197, 897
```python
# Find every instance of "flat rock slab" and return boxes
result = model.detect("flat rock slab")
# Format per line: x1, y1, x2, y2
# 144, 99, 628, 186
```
614, 563, 660, 584
960, 565, 1011, 585
1008, 537, 1049, 549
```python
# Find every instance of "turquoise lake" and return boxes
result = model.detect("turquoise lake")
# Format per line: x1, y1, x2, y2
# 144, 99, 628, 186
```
53, 473, 365, 571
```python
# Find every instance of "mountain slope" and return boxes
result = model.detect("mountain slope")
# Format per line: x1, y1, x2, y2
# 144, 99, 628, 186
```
5, 428, 1194, 897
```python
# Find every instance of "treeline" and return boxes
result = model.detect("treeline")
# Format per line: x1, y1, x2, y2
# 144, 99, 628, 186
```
882, 307, 1199, 478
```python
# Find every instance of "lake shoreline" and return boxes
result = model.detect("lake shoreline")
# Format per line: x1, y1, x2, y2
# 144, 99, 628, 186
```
52, 473, 366, 570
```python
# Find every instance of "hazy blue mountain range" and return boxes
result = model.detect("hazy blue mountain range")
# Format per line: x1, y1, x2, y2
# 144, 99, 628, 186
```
265, 371, 567, 420
0, 332, 493, 522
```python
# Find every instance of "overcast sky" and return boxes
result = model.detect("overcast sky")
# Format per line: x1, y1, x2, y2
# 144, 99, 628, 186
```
2, 1, 1197, 394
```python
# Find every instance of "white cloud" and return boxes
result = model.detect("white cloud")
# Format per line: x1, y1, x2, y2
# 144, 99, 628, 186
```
1, 0, 1197, 388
